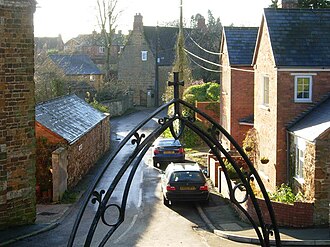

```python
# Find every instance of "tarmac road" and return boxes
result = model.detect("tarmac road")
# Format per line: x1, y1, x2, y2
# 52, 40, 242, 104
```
9, 108, 257, 246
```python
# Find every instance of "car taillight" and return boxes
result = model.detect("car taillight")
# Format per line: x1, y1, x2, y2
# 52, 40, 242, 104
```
199, 183, 208, 191
154, 148, 160, 155
178, 147, 184, 154
166, 185, 176, 191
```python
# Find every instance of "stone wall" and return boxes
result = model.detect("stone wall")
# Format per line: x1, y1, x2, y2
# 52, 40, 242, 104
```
101, 94, 134, 117
314, 133, 330, 225
67, 116, 110, 188
0, 0, 37, 229
117, 27, 155, 106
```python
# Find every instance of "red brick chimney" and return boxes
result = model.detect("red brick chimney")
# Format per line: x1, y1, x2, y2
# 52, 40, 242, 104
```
279, 0, 298, 8
133, 13, 143, 31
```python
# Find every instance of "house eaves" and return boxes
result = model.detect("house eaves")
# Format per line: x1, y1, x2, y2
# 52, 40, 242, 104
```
287, 94, 330, 142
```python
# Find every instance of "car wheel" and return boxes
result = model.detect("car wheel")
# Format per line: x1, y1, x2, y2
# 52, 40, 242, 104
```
163, 195, 170, 207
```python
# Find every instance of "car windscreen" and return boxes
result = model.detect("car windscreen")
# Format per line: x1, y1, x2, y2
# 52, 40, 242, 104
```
170, 171, 204, 183
158, 139, 181, 147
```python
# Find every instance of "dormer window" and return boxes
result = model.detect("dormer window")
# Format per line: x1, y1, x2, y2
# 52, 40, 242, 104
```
294, 75, 312, 103
141, 51, 148, 61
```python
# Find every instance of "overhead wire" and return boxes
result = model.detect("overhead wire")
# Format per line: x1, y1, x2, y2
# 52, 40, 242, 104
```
184, 48, 254, 73
187, 55, 220, 73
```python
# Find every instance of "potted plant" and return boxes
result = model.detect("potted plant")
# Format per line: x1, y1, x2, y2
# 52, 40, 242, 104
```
260, 157, 269, 164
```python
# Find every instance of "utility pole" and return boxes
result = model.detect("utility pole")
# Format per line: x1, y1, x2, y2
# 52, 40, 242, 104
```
154, 25, 159, 107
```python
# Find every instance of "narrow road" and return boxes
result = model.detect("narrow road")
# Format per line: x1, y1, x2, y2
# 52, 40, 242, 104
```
12, 108, 252, 247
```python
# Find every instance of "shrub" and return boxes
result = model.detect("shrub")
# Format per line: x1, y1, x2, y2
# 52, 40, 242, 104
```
268, 184, 305, 204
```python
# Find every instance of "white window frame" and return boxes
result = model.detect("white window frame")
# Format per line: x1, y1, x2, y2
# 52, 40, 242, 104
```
294, 136, 306, 180
141, 51, 148, 61
99, 46, 105, 54
262, 76, 269, 107
294, 75, 312, 103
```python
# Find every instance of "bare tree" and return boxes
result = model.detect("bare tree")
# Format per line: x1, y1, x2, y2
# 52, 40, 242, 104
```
96, 0, 122, 81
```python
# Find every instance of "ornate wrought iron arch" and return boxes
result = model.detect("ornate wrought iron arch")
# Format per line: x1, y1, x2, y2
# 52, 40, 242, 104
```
68, 72, 281, 247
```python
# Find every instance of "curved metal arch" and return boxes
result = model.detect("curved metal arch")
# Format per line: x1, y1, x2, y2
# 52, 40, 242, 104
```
68, 72, 281, 247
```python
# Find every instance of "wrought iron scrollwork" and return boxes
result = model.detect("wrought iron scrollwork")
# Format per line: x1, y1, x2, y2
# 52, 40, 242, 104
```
68, 72, 281, 247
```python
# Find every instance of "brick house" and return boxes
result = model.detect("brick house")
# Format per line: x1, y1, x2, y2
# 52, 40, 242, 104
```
252, 8, 330, 224
0, 0, 37, 229
219, 27, 258, 149
118, 14, 208, 106
35, 94, 110, 190
42, 54, 104, 97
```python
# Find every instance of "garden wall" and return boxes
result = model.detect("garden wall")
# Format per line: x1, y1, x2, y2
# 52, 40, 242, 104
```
101, 94, 133, 117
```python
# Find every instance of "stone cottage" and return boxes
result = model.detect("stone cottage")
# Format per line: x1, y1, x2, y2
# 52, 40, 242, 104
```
0, 0, 37, 229
287, 95, 330, 225
35, 94, 110, 192
118, 13, 210, 107
219, 26, 258, 149
42, 54, 104, 98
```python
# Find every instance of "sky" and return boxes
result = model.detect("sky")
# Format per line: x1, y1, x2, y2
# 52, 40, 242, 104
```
34, 0, 272, 42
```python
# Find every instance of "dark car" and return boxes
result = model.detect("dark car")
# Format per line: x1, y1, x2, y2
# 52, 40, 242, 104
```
152, 138, 185, 167
161, 162, 209, 206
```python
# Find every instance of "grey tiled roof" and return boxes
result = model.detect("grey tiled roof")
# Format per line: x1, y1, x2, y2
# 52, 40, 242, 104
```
288, 95, 330, 141
223, 27, 258, 66
36, 94, 107, 144
49, 54, 102, 75
264, 8, 330, 67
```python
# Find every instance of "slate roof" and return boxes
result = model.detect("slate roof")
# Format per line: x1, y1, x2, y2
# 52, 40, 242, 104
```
143, 26, 195, 66
36, 94, 107, 144
223, 27, 258, 66
263, 8, 330, 67
288, 95, 330, 142
49, 54, 102, 75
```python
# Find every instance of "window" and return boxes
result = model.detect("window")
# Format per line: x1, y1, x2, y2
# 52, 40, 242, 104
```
141, 51, 148, 61
263, 76, 269, 106
294, 75, 312, 102
99, 46, 105, 54
294, 137, 305, 180
90, 75, 95, 82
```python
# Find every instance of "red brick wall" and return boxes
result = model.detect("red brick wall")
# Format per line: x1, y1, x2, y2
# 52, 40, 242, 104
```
195, 102, 220, 126
220, 40, 254, 149
244, 198, 314, 227
35, 122, 66, 144
276, 71, 330, 185
230, 67, 254, 147
0, 0, 37, 229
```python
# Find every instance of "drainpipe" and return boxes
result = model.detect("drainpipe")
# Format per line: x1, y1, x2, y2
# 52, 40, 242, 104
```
286, 130, 291, 185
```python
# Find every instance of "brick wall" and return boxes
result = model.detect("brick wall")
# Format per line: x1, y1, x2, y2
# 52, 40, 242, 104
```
67, 116, 110, 188
244, 197, 314, 227
220, 41, 254, 149
255, 20, 330, 192
254, 21, 278, 191
0, 0, 37, 229
195, 102, 220, 126
230, 67, 254, 147
118, 28, 155, 106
